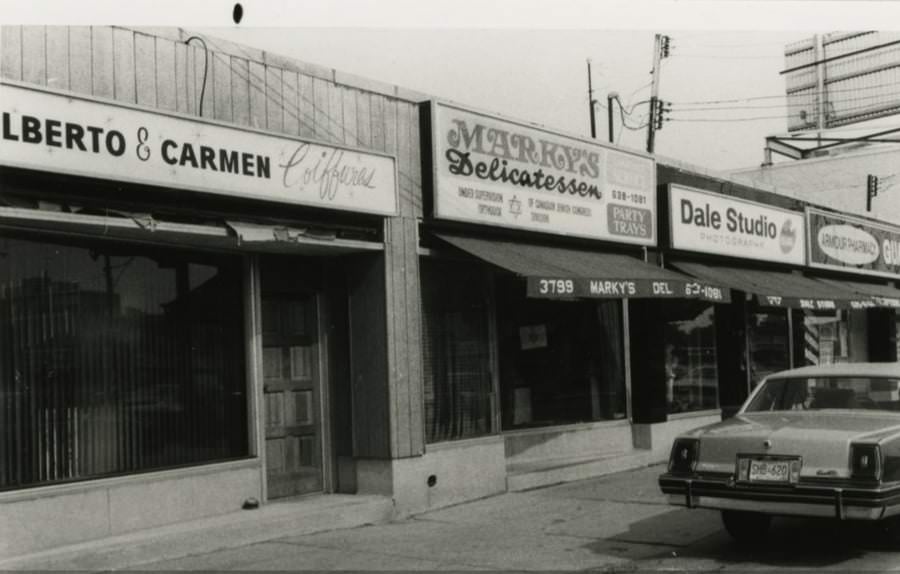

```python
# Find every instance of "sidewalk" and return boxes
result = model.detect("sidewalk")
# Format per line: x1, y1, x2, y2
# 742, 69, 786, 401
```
3, 463, 730, 571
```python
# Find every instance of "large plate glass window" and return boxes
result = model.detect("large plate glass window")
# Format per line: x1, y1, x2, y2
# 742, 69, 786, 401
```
664, 301, 719, 414
496, 275, 626, 429
797, 309, 869, 365
421, 258, 493, 443
0, 235, 248, 491
748, 311, 790, 390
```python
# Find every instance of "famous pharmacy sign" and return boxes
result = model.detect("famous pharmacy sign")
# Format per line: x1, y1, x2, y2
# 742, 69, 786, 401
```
807, 208, 900, 279
0, 82, 398, 215
429, 101, 656, 245
669, 185, 806, 265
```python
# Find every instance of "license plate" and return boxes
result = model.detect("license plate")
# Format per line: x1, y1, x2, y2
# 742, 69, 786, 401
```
748, 459, 791, 483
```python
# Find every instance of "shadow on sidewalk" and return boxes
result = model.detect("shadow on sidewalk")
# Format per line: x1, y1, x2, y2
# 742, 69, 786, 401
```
586, 507, 876, 569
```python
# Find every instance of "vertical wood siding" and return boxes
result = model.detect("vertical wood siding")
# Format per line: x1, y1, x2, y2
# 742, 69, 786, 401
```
134, 33, 157, 107
67, 27, 91, 94
91, 26, 114, 99
0, 25, 426, 459
112, 27, 136, 103
45, 27, 69, 91
155, 39, 176, 112
1, 25, 22, 81
21, 26, 46, 87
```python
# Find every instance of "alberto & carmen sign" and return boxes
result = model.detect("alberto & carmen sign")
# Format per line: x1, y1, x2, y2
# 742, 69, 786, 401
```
0, 82, 398, 215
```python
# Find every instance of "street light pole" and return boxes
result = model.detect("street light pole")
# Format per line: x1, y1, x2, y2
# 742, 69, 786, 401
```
588, 59, 597, 139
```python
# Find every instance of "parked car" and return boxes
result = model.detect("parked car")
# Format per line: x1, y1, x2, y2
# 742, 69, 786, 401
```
659, 362, 900, 543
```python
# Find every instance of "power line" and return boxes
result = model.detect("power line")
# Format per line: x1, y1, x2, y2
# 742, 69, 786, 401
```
669, 79, 900, 106
668, 115, 795, 123
671, 53, 783, 61
672, 95, 900, 116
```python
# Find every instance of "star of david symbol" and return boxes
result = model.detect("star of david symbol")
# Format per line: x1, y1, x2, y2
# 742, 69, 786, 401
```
509, 195, 522, 218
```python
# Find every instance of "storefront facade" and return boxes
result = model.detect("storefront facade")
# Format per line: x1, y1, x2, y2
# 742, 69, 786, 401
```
2, 25, 898, 562
0, 25, 426, 559
656, 163, 900, 418
416, 101, 730, 489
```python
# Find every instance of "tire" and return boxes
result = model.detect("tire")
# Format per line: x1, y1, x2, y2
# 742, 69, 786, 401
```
721, 510, 772, 544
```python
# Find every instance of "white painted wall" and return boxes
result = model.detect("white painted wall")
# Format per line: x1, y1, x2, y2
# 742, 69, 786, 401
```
730, 147, 900, 226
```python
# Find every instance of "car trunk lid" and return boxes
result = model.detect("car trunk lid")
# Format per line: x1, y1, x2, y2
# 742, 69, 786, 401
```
696, 412, 900, 478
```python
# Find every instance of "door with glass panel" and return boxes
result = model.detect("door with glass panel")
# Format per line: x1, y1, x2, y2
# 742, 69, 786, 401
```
262, 292, 322, 498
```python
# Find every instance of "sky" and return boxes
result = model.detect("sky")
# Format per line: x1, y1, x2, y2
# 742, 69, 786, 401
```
6, 0, 900, 173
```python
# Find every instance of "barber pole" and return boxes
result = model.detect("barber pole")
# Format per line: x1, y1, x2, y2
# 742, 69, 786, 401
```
803, 309, 820, 365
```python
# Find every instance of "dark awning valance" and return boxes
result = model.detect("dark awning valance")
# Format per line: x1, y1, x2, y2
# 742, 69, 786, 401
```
670, 261, 875, 310
434, 234, 729, 302
816, 277, 900, 309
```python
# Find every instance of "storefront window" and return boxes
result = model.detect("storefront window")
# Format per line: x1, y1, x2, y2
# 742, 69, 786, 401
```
0, 236, 248, 491
748, 311, 790, 390
421, 259, 493, 443
497, 276, 626, 429
799, 310, 868, 365
664, 302, 719, 413
896, 317, 900, 360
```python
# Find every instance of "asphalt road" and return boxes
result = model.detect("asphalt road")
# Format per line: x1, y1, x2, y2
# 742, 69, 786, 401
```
131, 464, 900, 571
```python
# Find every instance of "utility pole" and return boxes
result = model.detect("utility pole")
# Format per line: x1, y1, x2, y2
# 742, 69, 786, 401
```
587, 59, 597, 139
646, 34, 663, 153
608, 92, 618, 144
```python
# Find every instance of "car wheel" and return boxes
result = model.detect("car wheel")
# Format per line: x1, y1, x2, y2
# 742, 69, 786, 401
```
721, 510, 771, 544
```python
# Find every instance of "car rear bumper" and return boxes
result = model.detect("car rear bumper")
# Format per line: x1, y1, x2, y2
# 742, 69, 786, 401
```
660, 473, 900, 521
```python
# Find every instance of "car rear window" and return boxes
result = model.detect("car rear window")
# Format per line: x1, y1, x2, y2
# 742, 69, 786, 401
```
745, 376, 900, 412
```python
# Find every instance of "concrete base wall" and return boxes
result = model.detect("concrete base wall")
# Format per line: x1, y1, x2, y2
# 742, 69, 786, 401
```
356, 436, 507, 517
0, 459, 262, 560
504, 420, 634, 465
632, 411, 722, 462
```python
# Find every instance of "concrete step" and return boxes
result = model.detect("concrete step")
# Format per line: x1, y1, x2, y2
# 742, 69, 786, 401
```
506, 449, 659, 492
0, 494, 395, 571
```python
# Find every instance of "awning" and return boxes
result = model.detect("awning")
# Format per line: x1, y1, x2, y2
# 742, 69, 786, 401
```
670, 260, 875, 310
816, 277, 900, 309
435, 234, 730, 302
225, 221, 382, 254
0, 206, 382, 255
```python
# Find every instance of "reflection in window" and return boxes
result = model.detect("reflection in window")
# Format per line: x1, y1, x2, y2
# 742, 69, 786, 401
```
802, 310, 849, 365
421, 259, 493, 443
746, 377, 900, 412
896, 318, 900, 360
0, 236, 248, 491
497, 276, 626, 430
665, 302, 718, 414
748, 311, 790, 390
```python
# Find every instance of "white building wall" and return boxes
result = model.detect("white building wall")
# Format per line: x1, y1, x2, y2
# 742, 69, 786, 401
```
730, 147, 900, 226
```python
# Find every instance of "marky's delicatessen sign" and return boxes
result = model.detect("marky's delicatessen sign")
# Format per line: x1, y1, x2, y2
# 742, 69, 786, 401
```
807, 208, 900, 279
429, 101, 656, 245
0, 82, 397, 215
669, 185, 806, 265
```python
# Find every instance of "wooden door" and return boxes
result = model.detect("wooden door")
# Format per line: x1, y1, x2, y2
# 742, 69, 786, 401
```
262, 293, 322, 498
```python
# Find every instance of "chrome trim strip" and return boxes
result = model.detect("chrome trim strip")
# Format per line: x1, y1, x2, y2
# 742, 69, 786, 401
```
670, 494, 885, 520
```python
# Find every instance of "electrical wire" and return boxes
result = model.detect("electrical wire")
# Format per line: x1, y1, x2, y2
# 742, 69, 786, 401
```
667, 115, 789, 123
668, 80, 900, 106
671, 99, 900, 118
671, 54, 784, 60
184, 36, 210, 117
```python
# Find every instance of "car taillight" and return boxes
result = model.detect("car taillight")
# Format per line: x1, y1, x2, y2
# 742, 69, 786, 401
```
850, 443, 882, 481
668, 438, 700, 474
